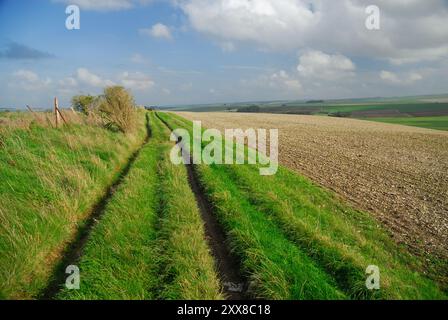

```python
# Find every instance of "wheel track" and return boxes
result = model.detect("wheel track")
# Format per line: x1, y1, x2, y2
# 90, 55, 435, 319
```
38, 115, 152, 300
155, 112, 249, 300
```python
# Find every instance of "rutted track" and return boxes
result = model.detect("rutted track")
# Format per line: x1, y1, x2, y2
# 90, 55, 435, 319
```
50, 112, 230, 300
155, 112, 248, 300
39, 115, 152, 300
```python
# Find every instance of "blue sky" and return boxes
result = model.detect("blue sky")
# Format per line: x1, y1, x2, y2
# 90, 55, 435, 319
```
1, 0, 447, 108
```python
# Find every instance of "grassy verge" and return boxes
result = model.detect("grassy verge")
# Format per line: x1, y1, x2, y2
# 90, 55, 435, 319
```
58, 113, 222, 300
158, 112, 447, 300
363, 116, 448, 131
0, 112, 147, 299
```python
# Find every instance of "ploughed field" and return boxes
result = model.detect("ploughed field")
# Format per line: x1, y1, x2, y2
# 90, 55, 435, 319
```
177, 112, 448, 261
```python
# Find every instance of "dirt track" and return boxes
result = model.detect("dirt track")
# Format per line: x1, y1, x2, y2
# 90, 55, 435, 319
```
157, 113, 248, 300
177, 112, 448, 259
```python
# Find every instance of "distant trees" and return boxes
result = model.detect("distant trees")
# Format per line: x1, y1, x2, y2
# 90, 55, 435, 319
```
237, 105, 261, 113
306, 100, 325, 104
328, 111, 351, 118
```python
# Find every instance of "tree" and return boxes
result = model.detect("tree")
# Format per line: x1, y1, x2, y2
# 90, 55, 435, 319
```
97, 86, 136, 133
71, 95, 95, 115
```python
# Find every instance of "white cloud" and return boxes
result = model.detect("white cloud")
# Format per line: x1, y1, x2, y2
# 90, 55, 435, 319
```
297, 50, 355, 81
270, 70, 302, 91
178, 0, 448, 63
59, 77, 78, 87
140, 23, 172, 40
380, 71, 400, 83
76, 68, 115, 87
11, 70, 52, 91
241, 69, 302, 97
119, 71, 155, 90
14, 69, 39, 82
380, 70, 423, 85
179, 0, 316, 51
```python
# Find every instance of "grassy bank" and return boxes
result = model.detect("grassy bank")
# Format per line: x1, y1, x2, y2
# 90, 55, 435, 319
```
158, 112, 446, 299
58, 113, 222, 300
0, 111, 147, 299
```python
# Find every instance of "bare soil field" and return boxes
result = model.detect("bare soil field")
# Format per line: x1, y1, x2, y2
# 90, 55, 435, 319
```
177, 112, 448, 260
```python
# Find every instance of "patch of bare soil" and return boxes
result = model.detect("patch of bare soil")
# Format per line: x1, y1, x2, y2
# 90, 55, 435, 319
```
177, 112, 448, 260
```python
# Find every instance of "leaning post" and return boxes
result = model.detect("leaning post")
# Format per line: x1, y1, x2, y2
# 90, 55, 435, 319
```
54, 97, 60, 128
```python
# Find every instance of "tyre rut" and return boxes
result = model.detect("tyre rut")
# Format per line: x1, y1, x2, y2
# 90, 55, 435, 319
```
155, 112, 249, 300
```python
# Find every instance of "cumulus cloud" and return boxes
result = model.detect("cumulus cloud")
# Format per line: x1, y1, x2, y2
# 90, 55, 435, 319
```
179, 0, 316, 50
297, 50, 356, 81
10, 68, 155, 100
178, 0, 448, 63
140, 23, 173, 40
380, 70, 423, 85
76, 68, 115, 87
270, 70, 302, 91
119, 71, 155, 90
11, 70, 52, 91
59, 77, 78, 88
241, 69, 302, 97
75, 68, 154, 90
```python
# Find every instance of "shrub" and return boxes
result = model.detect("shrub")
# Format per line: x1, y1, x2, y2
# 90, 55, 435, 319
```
97, 86, 137, 133
71, 95, 96, 115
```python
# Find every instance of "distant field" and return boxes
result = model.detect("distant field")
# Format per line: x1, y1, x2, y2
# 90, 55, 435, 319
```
169, 94, 448, 113
169, 102, 448, 115
366, 116, 448, 131
241, 102, 448, 118
169, 95, 448, 131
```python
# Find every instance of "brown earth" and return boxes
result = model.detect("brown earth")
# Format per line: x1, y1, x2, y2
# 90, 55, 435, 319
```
176, 112, 448, 260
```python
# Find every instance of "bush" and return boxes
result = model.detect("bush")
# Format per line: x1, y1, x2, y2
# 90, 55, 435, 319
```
97, 86, 137, 133
71, 95, 96, 115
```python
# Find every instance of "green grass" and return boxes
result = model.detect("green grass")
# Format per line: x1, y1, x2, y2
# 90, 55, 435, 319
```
323, 103, 448, 114
0, 112, 147, 299
158, 112, 447, 300
58, 113, 222, 300
365, 116, 448, 131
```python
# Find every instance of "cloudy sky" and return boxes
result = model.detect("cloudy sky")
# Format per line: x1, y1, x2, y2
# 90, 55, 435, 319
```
0, 0, 447, 108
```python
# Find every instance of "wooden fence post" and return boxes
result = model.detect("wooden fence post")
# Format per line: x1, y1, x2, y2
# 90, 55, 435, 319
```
54, 97, 68, 127
54, 97, 60, 128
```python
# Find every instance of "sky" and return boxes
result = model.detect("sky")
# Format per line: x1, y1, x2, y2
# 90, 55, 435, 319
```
0, 0, 447, 108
